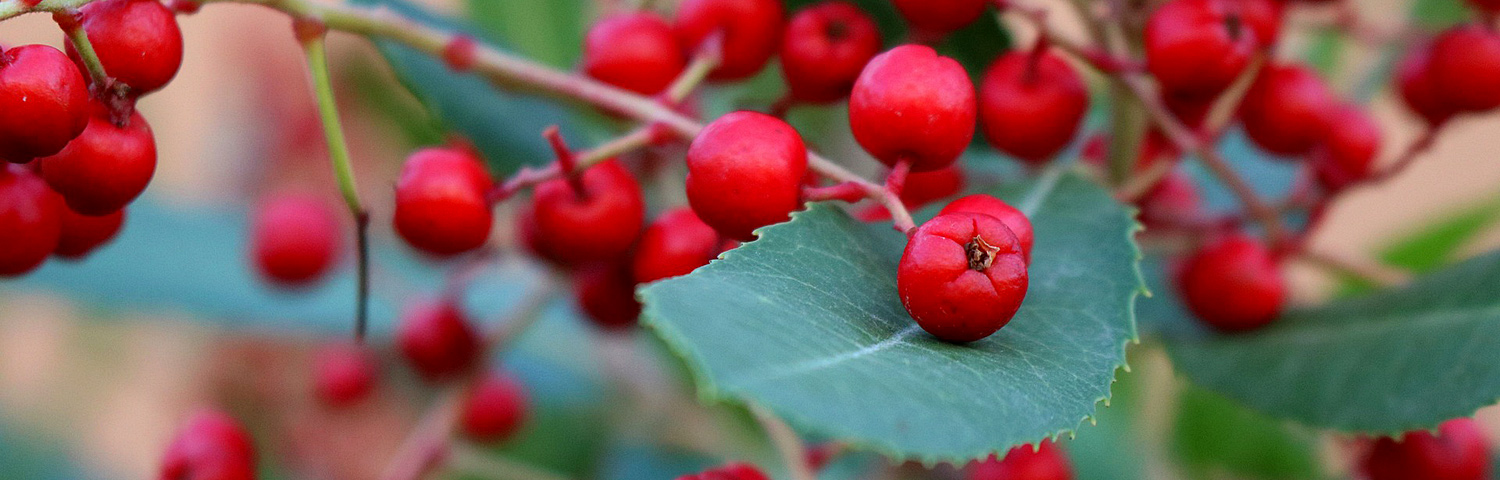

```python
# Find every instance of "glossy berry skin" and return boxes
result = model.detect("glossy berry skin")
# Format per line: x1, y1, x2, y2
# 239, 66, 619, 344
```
312, 342, 377, 408
250, 193, 340, 287
36, 106, 156, 216
674, 0, 785, 81
780, 2, 882, 103
158, 409, 256, 480
970, 441, 1073, 480
891, 0, 988, 35
1427, 25, 1500, 113
55, 205, 125, 259
583, 13, 687, 95
939, 194, 1034, 262
524, 159, 645, 266
1239, 63, 1336, 157
979, 50, 1089, 165
575, 262, 642, 330
633, 208, 721, 283
1395, 45, 1459, 126
898, 212, 1029, 343
397, 301, 480, 381
1313, 105, 1381, 192
1175, 234, 1286, 332
461, 373, 529, 443
0, 45, 90, 163
1144, 0, 1257, 101
901, 164, 966, 208
1363, 418, 1491, 480
393, 147, 494, 256
686, 111, 808, 241
71, 0, 184, 94
676, 462, 772, 480
0, 166, 64, 276
849, 45, 976, 172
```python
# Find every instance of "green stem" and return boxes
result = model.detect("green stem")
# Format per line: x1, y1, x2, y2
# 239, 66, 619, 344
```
54, 10, 113, 89
663, 37, 721, 104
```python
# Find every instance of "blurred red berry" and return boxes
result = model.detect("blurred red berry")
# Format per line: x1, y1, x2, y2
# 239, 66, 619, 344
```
1363, 418, 1491, 480
1175, 233, 1286, 332
524, 159, 645, 266
251, 193, 341, 287
158, 409, 256, 480
1427, 25, 1500, 113
394, 147, 494, 256
674, 0, 785, 81
892, 0, 988, 35
633, 208, 722, 283
780, 1, 882, 103
0, 165, 64, 277
575, 262, 643, 330
55, 204, 125, 259
397, 300, 480, 381
979, 48, 1089, 165
970, 441, 1073, 480
313, 342, 377, 408
461, 372, 529, 443
584, 12, 687, 95
1239, 62, 1337, 157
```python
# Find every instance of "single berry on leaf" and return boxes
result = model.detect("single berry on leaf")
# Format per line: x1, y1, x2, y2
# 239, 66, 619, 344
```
574, 262, 643, 330
1363, 418, 1491, 480
158, 409, 256, 480
780, 1, 882, 103
71, 0, 184, 94
394, 147, 494, 256
1174, 233, 1286, 332
676, 462, 772, 480
397, 300, 480, 381
524, 159, 645, 266
461, 373, 529, 443
38, 105, 157, 216
898, 212, 1029, 343
0, 44, 90, 163
1395, 44, 1459, 126
1426, 25, 1500, 113
939, 194, 1035, 262
849, 45, 976, 172
583, 12, 687, 95
0, 166, 64, 277
1239, 62, 1337, 157
312, 342, 378, 408
978, 48, 1089, 165
633, 208, 722, 283
970, 441, 1074, 480
674, 0, 785, 81
1313, 105, 1382, 192
250, 193, 341, 287
686, 111, 808, 241
1144, 0, 1257, 101
891, 0, 988, 36
55, 205, 125, 259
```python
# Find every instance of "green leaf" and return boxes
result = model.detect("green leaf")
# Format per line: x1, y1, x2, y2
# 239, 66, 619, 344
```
640, 171, 1142, 462
1379, 197, 1500, 273
1171, 387, 1320, 479
465, 0, 586, 69
1168, 250, 1500, 433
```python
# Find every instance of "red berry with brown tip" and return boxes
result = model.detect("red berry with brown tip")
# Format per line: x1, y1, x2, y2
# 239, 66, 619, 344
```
1174, 233, 1285, 332
1144, 0, 1256, 101
54, 205, 125, 259
397, 300, 480, 381
524, 159, 645, 266
584, 12, 687, 95
313, 342, 377, 408
939, 194, 1034, 262
686, 111, 808, 241
0, 45, 90, 163
1239, 63, 1337, 157
898, 212, 1029, 343
575, 262, 642, 329
633, 208, 721, 283
1395, 44, 1459, 126
461, 373, 529, 443
674, 0, 785, 81
970, 441, 1074, 480
979, 48, 1089, 165
0, 166, 63, 277
38, 106, 156, 216
1313, 105, 1381, 192
850, 45, 977, 172
677, 462, 772, 480
1427, 25, 1500, 113
251, 193, 341, 287
780, 1, 882, 103
71, 0, 184, 94
891, 0, 988, 35
394, 147, 494, 256
158, 409, 256, 480
1363, 418, 1491, 480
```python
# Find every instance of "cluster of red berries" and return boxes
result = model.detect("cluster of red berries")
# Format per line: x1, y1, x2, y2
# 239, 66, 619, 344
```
1359, 417, 1493, 480
968, 440, 1074, 480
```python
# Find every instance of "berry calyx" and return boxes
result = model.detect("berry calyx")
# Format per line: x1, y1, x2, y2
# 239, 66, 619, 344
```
523, 159, 645, 266
574, 261, 643, 330
583, 12, 687, 95
0, 44, 90, 163
312, 342, 378, 408
898, 212, 1029, 343
1239, 62, 1337, 157
969, 441, 1074, 480
1174, 233, 1286, 332
1395, 44, 1459, 126
1426, 25, 1500, 113
55, 204, 125, 259
1312, 104, 1381, 192
978, 47, 1089, 165
1144, 0, 1257, 101
686, 111, 808, 241
676, 462, 772, 480
461, 372, 529, 443
250, 193, 341, 287
674, 0, 785, 81
1362, 418, 1491, 480
633, 207, 722, 283
393, 146, 494, 256
397, 300, 480, 381
779, 1, 882, 103
891, 0, 988, 36
939, 194, 1035, 262
37, 104, 156, 216
849, 45, 976, 172
0, 165, 64, 277
158, 409, 256, 480
71, 0, 184, 94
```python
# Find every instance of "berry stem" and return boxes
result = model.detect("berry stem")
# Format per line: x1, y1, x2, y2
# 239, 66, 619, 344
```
486, 125, 659, 203
751, 403, 816, 480
1358, 125, 1440, 187
884, 159, 912, 200
661, 31, 722, 106
1293, 249, 1407, 287
542, 126, 589, 200
801, 181, 868, 203
52, 9, 119, 94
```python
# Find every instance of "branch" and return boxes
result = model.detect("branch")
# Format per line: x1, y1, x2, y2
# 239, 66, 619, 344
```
1293, 249, 1408, 287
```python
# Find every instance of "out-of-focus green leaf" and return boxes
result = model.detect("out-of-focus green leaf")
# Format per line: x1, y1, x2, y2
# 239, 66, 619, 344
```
343, 56, 445, 148
1171, 387, 1321, 479
1410, 0, 1470, 28
465, 0, 587, 68
1379, 197, 1500, 273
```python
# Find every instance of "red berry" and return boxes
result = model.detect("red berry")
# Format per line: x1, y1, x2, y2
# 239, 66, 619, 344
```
0, 45, 90, 163
1363, 418, 1491, 480
939, 194, 1035, 262
461, 373, 529, 443
849, 45, 977, 172
0, 165, 63, 276
686, 111, 808, 241
1163, 91, 1214, 130
1467, 0, 1500, 15
158, 409, 256, 480
1138, 169, 1204, 230
979, 48, 1089, 165
583, 12, 687, 95
1427, 25, 1500, 113
1395, 44, 1459, 126
1236, 0, 1285, 49
633, 208, 721, 283
54, 205, 125, 259
250, 193, 341, 287
900, 164, 967, 208
891, 0, 988, 35
1081, 130, 1181, 173
1174, 233, 1285, 332
970, 441, 1074, 480
1239, 63, 1337, 157
524, 159, 645, 266
779, 1, 882, 103
1312, 105, 1381, 192
898, 212, 1029, 342
676, 462, 772, 480
1144, 0, 1257, 100
397, 300, 480, 381
394, 147, 494, 256
674, 0, 785, 81
37, 106, 156, 216
312, 342, 377, 408
574, 262, 643, 330
71, 0, 183, 94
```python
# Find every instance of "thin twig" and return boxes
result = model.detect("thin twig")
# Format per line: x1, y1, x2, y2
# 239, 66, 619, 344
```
751, 404, 815, 480
1358, 126, 1439, 187
1293, 249, 1408, 287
